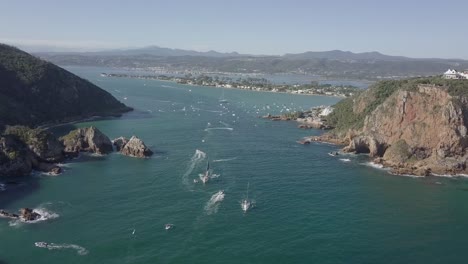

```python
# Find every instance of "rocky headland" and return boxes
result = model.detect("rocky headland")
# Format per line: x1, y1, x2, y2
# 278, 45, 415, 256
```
262, 105, 334, 130
0, 126, 153, 178
305, 77, 468, 176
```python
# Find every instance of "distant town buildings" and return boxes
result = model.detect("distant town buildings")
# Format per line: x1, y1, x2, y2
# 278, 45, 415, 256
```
443, 69, 468, 79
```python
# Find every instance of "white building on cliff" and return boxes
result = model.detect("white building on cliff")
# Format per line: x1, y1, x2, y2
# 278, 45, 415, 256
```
443, 69, 468, 79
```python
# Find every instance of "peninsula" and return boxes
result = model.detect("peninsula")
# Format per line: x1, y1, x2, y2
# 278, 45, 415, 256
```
101, 73, 360, 97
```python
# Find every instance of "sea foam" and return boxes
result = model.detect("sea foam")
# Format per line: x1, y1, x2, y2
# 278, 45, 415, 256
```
35, 242, 88, 255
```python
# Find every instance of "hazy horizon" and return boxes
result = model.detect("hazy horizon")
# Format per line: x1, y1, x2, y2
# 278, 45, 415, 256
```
1, 0, 468, 59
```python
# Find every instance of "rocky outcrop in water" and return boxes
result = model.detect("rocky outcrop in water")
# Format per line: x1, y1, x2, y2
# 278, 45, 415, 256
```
117, 136, 153, 158
4, 126, 64, 162
309, 78, 468, 176
60, 127, 113, 156
0, 209, 19, 219
20, 208, 41, 221
0, 208, 41, 221
0, 127, 62, 177
0, 125, 153, 177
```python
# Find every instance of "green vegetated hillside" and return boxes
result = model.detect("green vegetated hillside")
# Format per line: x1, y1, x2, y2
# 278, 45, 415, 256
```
326, 77, 468, 133
0, 44, 132, 129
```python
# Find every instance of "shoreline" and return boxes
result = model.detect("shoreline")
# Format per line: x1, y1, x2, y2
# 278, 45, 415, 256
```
305, 135, 468, 178
102, 73, 353, 98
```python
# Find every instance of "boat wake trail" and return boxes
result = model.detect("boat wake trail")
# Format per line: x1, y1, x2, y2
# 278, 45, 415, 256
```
204, 191, 225, 215
182, 150, 207, 186
204, 127, 234, 131
35, 242, 89, 255
192, 107, 223, 113
213, 157, 238, 163
219, 121, 230, 127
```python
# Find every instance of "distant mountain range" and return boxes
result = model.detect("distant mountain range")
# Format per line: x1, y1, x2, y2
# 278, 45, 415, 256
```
40, 45, 246, 58
35, 45, 468, 80
282, 50, 411, 61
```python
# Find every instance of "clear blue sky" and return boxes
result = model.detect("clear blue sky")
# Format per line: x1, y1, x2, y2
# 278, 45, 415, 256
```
1, 0, 467, 58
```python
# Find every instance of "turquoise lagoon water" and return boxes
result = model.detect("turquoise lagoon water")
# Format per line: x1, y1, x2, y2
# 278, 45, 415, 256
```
1, 67, 468, 263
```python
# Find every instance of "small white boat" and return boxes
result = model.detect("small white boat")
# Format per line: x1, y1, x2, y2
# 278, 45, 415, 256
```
165, 224, 174, 230
241, 182, 252, 213
200, 161, 211, 184
241, 199, 251, 213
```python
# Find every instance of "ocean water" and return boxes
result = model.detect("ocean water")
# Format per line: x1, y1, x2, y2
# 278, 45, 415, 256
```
1, 67, 468, 263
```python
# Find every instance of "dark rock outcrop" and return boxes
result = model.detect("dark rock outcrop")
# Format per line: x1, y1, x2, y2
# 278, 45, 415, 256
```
0, 208, 41, 221
4, 126, 64, 162
20, 208, 41, 221
60, 127, 113, 156
0, 209, 19, 219
0, 132, 62, 177
119, 136, 153, 158
0, 135, 35, 177
112, 137, 129, 151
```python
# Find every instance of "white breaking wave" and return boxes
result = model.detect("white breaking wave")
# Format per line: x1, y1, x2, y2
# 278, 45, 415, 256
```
0, 183, 5, 191
35, 242, 89, 255
204, 191, 225, 215
339, 158, 351, 162
182, 150, 207, 186
361, 162, 387, 170
9, 208, 59, 226
204, 127, 234, 131
213, 157, 238, 163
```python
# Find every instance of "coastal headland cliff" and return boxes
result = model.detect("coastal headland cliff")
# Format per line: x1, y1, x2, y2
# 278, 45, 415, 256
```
0, 44, 148, 178
308, 77, 468, 176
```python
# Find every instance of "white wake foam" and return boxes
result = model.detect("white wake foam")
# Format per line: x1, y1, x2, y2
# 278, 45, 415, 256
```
213, 157, 238, 163
182, 150, 207, 185
35, 242, 89, 255
361, 162, 387, 170
204, 191, 225, 215
219, 121, 230, 127
204, 127, 234, 131
192, 107, 223, 113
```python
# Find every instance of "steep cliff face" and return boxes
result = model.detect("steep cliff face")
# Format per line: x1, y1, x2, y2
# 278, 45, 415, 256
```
317, 78, 468, 176
0, 127, 63, 177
